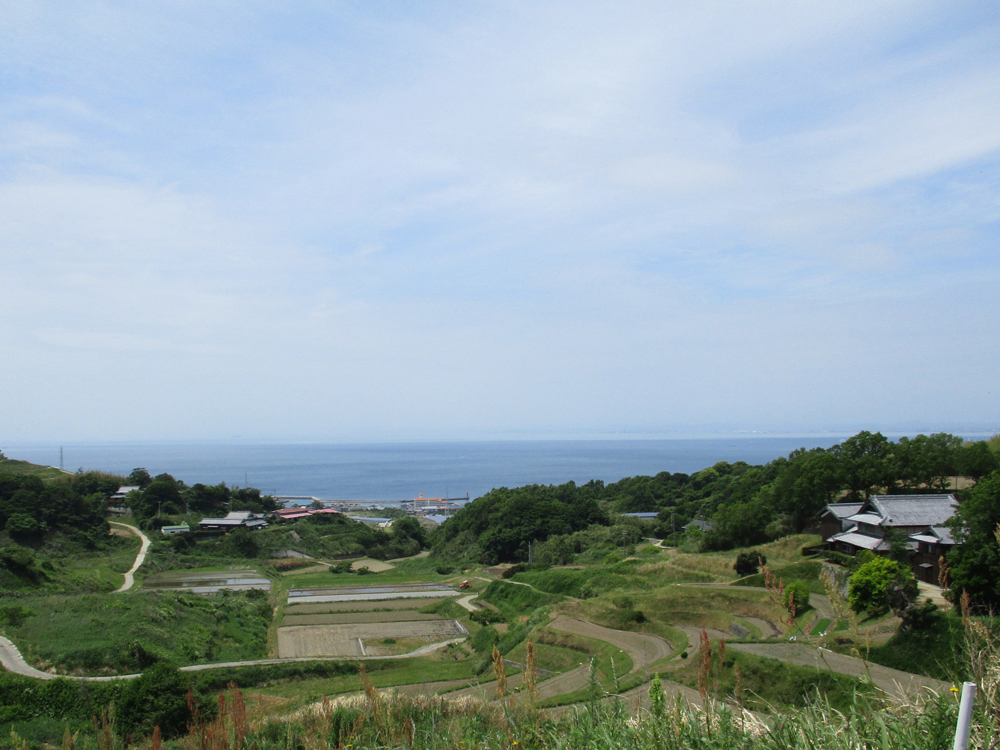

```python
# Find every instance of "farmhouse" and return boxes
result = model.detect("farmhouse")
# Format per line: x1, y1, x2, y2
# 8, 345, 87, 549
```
909, 525, 957, 584
817, 502, 864, 540
198, 510, 269, 531
825, 493, 957, 557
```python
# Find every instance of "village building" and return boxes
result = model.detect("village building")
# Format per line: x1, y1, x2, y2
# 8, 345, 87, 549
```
817, 502, 864, 541
198, 510, 269, 531
825, 494, 958, 583
908, 525, 957, 584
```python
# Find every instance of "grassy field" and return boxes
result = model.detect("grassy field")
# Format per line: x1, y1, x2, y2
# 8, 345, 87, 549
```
662, 644, 876, 712
0, 456, 70, 482
244, 654, 476, 702
1, 589, 272, 673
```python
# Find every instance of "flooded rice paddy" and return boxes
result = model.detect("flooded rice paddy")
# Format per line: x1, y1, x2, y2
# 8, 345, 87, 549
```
286, 582, 458, 604
143, 568, 272, 594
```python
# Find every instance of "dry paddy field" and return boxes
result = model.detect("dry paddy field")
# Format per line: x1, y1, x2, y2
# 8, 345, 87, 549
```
278, 583, 467, 658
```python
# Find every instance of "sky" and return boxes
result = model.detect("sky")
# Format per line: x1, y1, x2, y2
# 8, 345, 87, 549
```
1, 1, 998, 443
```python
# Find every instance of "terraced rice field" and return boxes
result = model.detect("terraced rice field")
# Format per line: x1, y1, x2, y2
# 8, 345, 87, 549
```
284, 597, 447, 615
277, 619, 468, 658
287, 582, 459, 603
143, 568, 271, 593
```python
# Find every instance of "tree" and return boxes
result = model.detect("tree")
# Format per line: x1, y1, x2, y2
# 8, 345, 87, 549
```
834, 431, 892, 500
957, 441, 1000, 484
127, 468, 152, 489
946, 471, 1000, 609
771, 449, 842, 530
224, 527, 259, 558
116, 663, 193, 739
392, 516, 427, 547
848, 557, 916, 616
4, 513, 44, 541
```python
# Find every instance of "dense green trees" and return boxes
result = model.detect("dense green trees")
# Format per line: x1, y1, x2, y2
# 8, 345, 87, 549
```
0, 472, 109, 546
124, 473, 280, 522
946, 472, 1000, 609
430, 431, 997, 562
432, 482, 608, 563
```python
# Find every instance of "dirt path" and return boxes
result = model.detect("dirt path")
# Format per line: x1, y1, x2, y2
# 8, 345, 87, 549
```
0, 634, 466, 682
548, 616, 673, 673
729, 643, 949, 699
110, 522, 150, 593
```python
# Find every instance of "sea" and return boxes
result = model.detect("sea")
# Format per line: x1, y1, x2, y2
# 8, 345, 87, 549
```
4, 437, 859, 502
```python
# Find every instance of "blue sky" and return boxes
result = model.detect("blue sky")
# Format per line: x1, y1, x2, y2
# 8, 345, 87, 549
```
1, 1, 998, 442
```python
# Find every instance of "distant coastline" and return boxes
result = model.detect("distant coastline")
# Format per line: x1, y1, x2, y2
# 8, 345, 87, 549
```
5, 434, 993, 503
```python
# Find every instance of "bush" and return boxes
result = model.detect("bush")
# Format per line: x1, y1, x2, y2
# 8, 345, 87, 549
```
848, 557, 915, 616
783, 580, 811, 612
734, 551, 766, 576
469, 608, 506, 625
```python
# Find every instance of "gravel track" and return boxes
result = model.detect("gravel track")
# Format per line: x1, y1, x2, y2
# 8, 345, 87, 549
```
0, 635, 464, 681
110, 522, 150, 593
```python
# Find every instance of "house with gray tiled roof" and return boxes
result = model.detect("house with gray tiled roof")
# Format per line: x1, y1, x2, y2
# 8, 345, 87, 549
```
826, 493, 957, 561
818, 502, 864, 541
909, 525, 958, 584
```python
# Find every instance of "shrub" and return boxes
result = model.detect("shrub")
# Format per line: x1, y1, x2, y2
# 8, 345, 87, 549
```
783, 580, 811, 612
848, 557, 916, 616
470, 608, 506, 625
734, 551, 766, 576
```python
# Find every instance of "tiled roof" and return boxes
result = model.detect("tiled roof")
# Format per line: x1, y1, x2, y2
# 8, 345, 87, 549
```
847, 513, 885, 526
910, 525, 956, 546
868, 495, 957, 527
822, 502, 864, 519
827, 528, 891, 551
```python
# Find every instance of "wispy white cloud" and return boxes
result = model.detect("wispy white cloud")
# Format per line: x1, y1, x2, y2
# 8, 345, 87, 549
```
0, 1, 997, 441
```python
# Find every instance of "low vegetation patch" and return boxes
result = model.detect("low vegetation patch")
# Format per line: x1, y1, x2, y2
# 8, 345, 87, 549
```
2, 590, 272, 673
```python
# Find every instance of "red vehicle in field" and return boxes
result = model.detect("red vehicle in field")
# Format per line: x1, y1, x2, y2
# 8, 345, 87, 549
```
459, 580, 471, 589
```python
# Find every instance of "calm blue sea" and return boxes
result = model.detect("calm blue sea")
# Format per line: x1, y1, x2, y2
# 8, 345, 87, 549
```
5, 438, 851, 501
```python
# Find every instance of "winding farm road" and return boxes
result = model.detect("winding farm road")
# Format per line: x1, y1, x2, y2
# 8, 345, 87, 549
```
0, 635, 465, 682
110, 522, 151, 593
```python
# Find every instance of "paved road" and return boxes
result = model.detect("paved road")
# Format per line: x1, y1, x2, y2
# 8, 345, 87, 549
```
0, 635, 465, 682
456, 594, 478, 612
110, 522, 151, 593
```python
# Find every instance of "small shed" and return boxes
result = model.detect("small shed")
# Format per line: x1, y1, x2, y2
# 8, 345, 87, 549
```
160, 524, 190, 535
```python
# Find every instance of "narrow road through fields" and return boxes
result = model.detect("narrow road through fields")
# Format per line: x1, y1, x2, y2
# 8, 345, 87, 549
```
729, 643, 949, 699
110, 522, 151, 593
548, 616, 674, 673
0, 635, 465, 682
